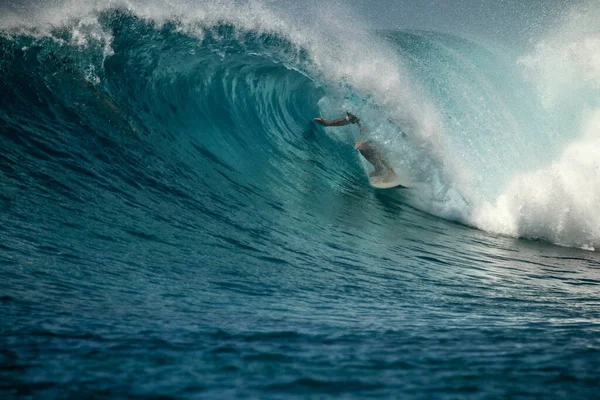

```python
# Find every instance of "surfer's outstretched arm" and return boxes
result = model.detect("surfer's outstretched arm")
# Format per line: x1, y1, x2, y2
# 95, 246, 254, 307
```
313, 112, 360, 127
313, 117, 347, 126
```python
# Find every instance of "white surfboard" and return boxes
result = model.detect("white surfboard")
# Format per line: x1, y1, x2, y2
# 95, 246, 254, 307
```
368, 171, 409, 189
357, 152, 410, 189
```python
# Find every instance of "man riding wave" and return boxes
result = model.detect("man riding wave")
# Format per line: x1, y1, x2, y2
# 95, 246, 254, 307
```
313, 112, 396, 181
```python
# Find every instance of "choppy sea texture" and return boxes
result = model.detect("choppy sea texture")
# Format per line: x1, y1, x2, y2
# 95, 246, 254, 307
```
1, 2, 600, 399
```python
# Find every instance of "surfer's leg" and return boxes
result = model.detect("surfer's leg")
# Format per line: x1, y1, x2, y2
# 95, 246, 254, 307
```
358, 141, 392, 176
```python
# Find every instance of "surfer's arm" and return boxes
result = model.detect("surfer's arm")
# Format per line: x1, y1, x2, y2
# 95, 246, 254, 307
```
313, 117, 350, 127
313, 112, 360, 127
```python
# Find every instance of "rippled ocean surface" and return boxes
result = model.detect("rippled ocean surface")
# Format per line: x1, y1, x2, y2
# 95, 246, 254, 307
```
2, 3, 600, 399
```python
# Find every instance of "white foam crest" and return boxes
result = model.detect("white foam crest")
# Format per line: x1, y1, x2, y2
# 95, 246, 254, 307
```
472, 111, 600, 250
0, 0, 296, 46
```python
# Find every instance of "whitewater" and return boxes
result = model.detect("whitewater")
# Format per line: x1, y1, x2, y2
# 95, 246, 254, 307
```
1, 0, 599, 398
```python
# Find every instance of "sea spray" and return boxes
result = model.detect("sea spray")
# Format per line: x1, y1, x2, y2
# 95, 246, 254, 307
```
471, 3, 600, 250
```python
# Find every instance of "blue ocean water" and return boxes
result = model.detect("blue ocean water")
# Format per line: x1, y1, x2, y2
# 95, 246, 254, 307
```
1, 3, 600, 399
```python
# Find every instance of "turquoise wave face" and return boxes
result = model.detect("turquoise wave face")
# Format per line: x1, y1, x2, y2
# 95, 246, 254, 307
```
0, 9, 351, 227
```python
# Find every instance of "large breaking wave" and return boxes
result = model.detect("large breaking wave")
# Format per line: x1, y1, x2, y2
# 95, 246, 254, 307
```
1, 0, 598, 251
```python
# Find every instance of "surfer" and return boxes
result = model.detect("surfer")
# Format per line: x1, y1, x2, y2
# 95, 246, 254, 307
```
313, 112, 395, 179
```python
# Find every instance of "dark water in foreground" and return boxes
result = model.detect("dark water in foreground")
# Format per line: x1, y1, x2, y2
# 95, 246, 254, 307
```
3, 203, 600, 398
1, 8, 600, 399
